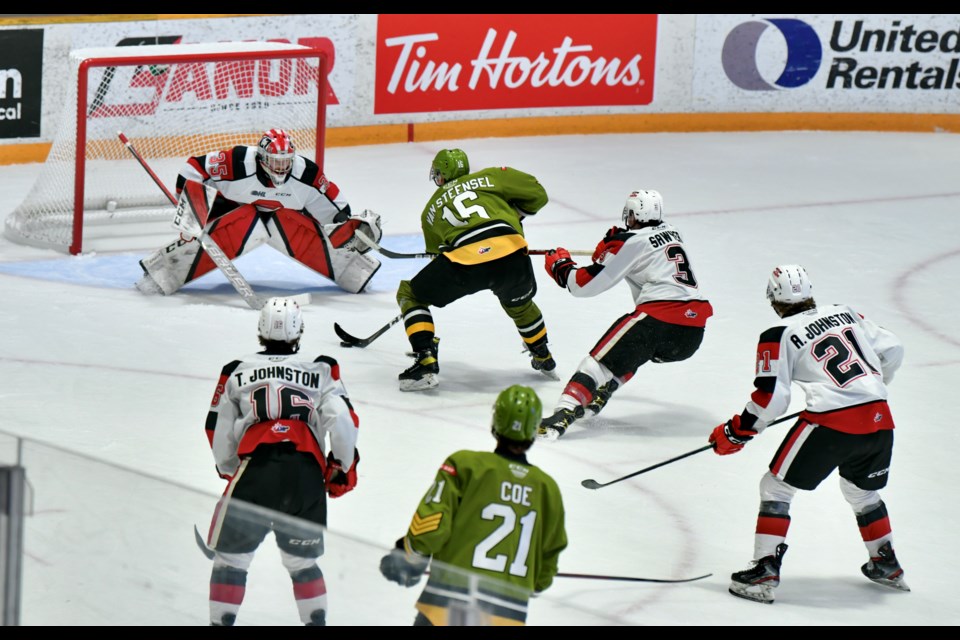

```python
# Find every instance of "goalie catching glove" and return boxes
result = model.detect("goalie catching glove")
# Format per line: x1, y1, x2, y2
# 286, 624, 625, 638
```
709, 414, 758, 456
323, 208, 383, 253
544, 248, 577, 288
324, 449, 359, 498
379, 537, 429, 587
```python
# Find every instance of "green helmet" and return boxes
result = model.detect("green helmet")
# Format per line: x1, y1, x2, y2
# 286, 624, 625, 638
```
430, 148, 470, 186
491, 385, 543, 442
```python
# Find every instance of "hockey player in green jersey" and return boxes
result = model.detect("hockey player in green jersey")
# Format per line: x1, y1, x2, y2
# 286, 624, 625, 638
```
396, 148, 559, 391
379, 385, 568, 626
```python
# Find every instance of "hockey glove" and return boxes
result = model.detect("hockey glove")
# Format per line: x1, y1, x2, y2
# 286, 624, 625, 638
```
323, 209, 383, 253
325, 449, 360, 498
592, 226, 627, 263
379, 538, 429, 587
544, 248, 576, 288
709, 415, 758, 456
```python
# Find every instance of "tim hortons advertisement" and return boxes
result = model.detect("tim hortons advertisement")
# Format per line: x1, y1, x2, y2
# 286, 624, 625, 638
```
374, 14, 658, 114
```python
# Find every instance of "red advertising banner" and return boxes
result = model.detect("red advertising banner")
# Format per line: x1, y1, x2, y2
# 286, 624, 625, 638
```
375, 14, 657, 114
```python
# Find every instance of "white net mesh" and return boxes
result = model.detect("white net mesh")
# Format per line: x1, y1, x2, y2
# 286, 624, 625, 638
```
5, 42, 324, 253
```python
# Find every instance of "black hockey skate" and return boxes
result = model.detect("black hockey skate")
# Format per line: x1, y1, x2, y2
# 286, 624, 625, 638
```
399, 345, 439, 392
306, 609, 326, 626
728, 543, 787, 604
586, 379, 620, 416
537, 405, 585, 441
528, 342, 559, 380
861, 541, 910, 592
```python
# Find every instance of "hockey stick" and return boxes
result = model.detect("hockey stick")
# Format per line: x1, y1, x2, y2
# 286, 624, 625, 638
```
194, 524, 215, 560
119, 131, 310, 310
418, 567, 708, 583
555, 571, 711, 584
353, 230, 591, 259
580, 411, 803, 490
196, 523, 710, 583
334, 314, 402, 348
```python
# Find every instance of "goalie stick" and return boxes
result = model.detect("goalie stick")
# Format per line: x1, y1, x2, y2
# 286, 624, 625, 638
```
580, 411, 803, 490
194, 524, 707, 582
352, 230, 591, 259
118, 131, 310, 310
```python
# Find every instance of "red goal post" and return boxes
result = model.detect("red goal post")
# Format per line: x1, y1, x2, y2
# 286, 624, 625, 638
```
4, 41, 328, 255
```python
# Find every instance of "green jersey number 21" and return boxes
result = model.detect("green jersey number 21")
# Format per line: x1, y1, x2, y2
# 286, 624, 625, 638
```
473, 503, 537, 577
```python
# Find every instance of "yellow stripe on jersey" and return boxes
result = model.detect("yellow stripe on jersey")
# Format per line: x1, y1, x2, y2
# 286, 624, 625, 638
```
444, 235, 527, 265
409, 512, 443, 536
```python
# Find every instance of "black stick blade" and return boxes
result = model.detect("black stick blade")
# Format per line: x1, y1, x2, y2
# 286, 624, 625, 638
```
194, 525, 214, 560
334, 323, 363, 347
581, 479, 604, 490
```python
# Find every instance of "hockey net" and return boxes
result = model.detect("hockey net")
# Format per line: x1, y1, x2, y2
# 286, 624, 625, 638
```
5, 42, 327, 254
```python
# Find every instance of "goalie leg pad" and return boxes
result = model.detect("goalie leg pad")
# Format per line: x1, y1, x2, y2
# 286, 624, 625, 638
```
137, 236, 202, 295
198, 204, 263, 280
268, 211, 381, 293
330, 247, 381, 294
268, 209, 334, 279
136, 205, 264, 296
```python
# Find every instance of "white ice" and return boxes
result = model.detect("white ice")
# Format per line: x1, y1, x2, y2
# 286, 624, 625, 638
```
1, 131, 958, 626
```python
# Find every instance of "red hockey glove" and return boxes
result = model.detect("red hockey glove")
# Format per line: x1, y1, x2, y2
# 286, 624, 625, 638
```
593, 226, 627, 263
544, 248, 576, 288
709, 415, 757, 456
325, 449, 359, 498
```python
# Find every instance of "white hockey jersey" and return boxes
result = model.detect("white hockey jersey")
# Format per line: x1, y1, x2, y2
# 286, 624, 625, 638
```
179, 145, 348, 225
567, 222, 712, 327
205, 351, 358, 478
741, 304, 904, 435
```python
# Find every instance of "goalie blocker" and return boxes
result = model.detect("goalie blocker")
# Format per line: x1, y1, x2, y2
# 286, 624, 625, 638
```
137, 183, 382, 296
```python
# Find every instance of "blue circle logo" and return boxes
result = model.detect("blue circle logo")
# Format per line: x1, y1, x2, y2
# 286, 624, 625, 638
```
722, 18, 822, 90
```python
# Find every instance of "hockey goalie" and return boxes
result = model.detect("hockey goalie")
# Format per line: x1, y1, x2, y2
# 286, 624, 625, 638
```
136, 128, 383, 296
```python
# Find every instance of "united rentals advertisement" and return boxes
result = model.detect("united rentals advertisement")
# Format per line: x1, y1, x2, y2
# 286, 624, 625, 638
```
0, 29, 43, 138
693, 15, 960, 112
374, 14, 659, 114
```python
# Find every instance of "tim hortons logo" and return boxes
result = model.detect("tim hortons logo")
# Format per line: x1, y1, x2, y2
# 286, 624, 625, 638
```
384, 29, 644, 94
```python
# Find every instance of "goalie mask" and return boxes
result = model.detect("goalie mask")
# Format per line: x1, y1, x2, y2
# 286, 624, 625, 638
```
258, 297, 304, 343
491, 385, 543, 442
622, 189, 663, 228
257, 129, 295, 186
